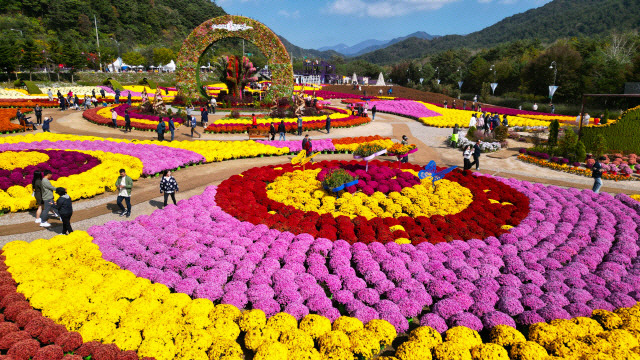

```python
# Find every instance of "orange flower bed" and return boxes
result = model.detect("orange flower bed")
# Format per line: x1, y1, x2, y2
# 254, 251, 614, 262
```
332, 135, 391, 145
0, 99, 58, 108
0, 108, 33, 133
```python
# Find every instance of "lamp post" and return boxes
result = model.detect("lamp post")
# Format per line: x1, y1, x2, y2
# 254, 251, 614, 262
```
549, 61, 558, 102
456, 67, 463, 99
435, 67, 440, 84
94, 15, 102, 72
489, 64, 498, 95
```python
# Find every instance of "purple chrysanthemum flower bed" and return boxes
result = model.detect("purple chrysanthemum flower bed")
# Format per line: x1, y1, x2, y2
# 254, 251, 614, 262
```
88, 173, 640, 333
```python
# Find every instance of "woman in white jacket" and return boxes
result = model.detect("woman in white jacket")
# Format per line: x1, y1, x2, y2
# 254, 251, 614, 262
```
468, 114, 477, 128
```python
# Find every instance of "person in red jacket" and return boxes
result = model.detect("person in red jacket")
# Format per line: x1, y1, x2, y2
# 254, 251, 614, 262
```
302, 134, 313, 162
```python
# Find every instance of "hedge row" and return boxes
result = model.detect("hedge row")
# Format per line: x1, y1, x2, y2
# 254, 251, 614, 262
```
582, 107, 640, 154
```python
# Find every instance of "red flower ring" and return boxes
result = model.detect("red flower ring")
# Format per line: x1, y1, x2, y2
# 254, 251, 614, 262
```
0, 150, 101, 191
216, 160, 530, 244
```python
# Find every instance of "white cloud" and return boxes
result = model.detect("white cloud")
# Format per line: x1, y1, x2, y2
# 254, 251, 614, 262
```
277, 9, 301, 18
328, 0, 459, 17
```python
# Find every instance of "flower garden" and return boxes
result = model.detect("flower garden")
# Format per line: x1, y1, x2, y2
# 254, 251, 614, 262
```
1, 152, 640, 360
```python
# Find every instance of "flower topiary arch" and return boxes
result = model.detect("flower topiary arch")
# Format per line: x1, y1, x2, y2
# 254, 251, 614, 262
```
176, 15, 294, 101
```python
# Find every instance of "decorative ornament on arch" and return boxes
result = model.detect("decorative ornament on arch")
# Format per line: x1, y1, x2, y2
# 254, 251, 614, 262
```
176, 15, 294, 101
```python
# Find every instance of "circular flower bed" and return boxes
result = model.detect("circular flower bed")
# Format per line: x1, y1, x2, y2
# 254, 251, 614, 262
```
217, 161, 530, 244
0, 150, 100, 190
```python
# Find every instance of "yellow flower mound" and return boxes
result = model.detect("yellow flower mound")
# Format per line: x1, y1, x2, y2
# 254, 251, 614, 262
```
0, 150, 142, 213
97, 106, 181, 128
3, 232, 398, 360
419, 102, 551, 128
0, 151, 49, 170
266, 169, 473, 220
212, 112, 350, 126
334, 139, 395, 152
631, 194, 640, 202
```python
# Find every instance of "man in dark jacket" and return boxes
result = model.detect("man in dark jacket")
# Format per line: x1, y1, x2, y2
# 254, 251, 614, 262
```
156, 117, 165, 141
325, 116, 331, 134
371, 105, 377, 121
34, 105, 42, 124
124, 110, 131, 132
42, 117, 53, 132
168, 116, 175, 141
269, 123, 276, 141
99, 88, 105, 98
201, 108, 209, 128
55, 187, 73, 234
469, 140, 482, 171
278, 120, 286, 141
297, 116, 303, 136
127, 92, 132, 105
114, 88, 121, 104
592, 156, 605, 193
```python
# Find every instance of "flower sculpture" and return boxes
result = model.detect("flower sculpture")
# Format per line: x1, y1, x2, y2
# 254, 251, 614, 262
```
176, 15, 293, 101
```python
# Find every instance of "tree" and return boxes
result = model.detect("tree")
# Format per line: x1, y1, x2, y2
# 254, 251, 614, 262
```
467, 57, 490, 92
576, 141, 586, 162
152, 48, 175, 66
548, 120, 560, 147
0, 36, 19, 74
122, 51, 147, 66
19, 37, 42, 79
558, 127, 579, 160
521, 42, 583, 101
592, 134, 608, 157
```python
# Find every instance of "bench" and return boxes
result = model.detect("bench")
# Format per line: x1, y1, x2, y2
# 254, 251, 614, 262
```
248, 128, 270, 140
18, 117, 33, 132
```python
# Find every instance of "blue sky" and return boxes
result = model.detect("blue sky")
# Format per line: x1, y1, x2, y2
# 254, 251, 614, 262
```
216, 0, 552, 49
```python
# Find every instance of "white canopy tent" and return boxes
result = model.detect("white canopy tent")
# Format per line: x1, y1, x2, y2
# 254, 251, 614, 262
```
376, 72, 386, 86
161, 60, 176, 72
107, 57, 129, 72
352, 72, 358, 84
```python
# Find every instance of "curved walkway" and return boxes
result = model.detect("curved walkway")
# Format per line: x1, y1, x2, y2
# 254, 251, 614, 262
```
1, 102, 639, 244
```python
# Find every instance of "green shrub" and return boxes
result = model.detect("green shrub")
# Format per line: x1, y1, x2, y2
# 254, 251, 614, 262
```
494, 125, 508, 142
576, 141, 586, 162
558, 127, 578, 160
467, 126, 477, 141
548, 120, 560, 147
601, 109, 609, 125
592, 134, 608, 157
582, 108, 639, 154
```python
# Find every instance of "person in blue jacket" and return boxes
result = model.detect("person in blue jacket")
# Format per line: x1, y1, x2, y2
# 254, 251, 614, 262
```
168, 116, 175, 141
156, 117, 166, 141
42, 116, 53, 132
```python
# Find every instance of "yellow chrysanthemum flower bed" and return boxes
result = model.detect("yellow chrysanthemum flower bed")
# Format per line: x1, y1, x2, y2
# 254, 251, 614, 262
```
334, 139, 395, 152
0, 133, 289, 164
266, 169, 473, 220
631, 194, 640, 202
5, 231, 640, 359
0, 150, 142, 213
418, 102, 551, 128
0, 150, 49, 170
97, 106, 181, 128
2, 231, 394, 360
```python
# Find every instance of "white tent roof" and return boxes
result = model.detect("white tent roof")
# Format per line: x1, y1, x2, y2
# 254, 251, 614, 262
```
352, 73, 357, 83
376, 72, 386, 86
161, 60, 176, 71
107, 57, 130, 72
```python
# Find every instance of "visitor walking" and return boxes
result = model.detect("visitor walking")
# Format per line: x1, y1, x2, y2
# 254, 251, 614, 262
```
156, 118, 165, 141
251, 114, 258, 128
444, 100, 448, 109
550, 104, 555, 114
42, 117, 53, 132
168, 116, 175, 141
302, 135, 313, 160
463, 101, 467, 110
160, 170, 179, 207
451, 124, 459, 148
32, 170, 43, 223
115, 88, 121, 104
39, 170, 59, 227
127, 92, 132, 105
34, 104, 42, 124
201, 108, 209, 128
278, 120, 286, 141
463, 145, 472, 171
502, 115, 509, 127
210, 97, 217, 114
400, 135, 409, 163
532, 102, 538, 111
269, 123, 276, 141
592, 156, 605, 193
469, 140, 482, 171
190, 115, 201, 138
469, 113, 477, 128
115, 169, 133, 217
297, 116, 303, 136
325, 115, 331, 134
54, 187, 73, 235
111, 109, 118, 128
47, 89, 53, 102
100, 88, 106, 98
186, 105, 193, 126
372, 105, 377, 121
124, 110, 131, 132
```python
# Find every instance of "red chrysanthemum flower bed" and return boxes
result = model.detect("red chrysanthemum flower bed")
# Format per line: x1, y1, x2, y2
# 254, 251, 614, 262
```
0, 252, 155, 360
216, 160, 530, 244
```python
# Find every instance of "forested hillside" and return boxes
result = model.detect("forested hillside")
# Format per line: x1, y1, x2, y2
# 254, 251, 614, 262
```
358, 0, 640, 64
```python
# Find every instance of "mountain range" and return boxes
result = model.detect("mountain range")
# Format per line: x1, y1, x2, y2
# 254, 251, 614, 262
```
317, 32, 439, 56
355, 0, 640, 64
